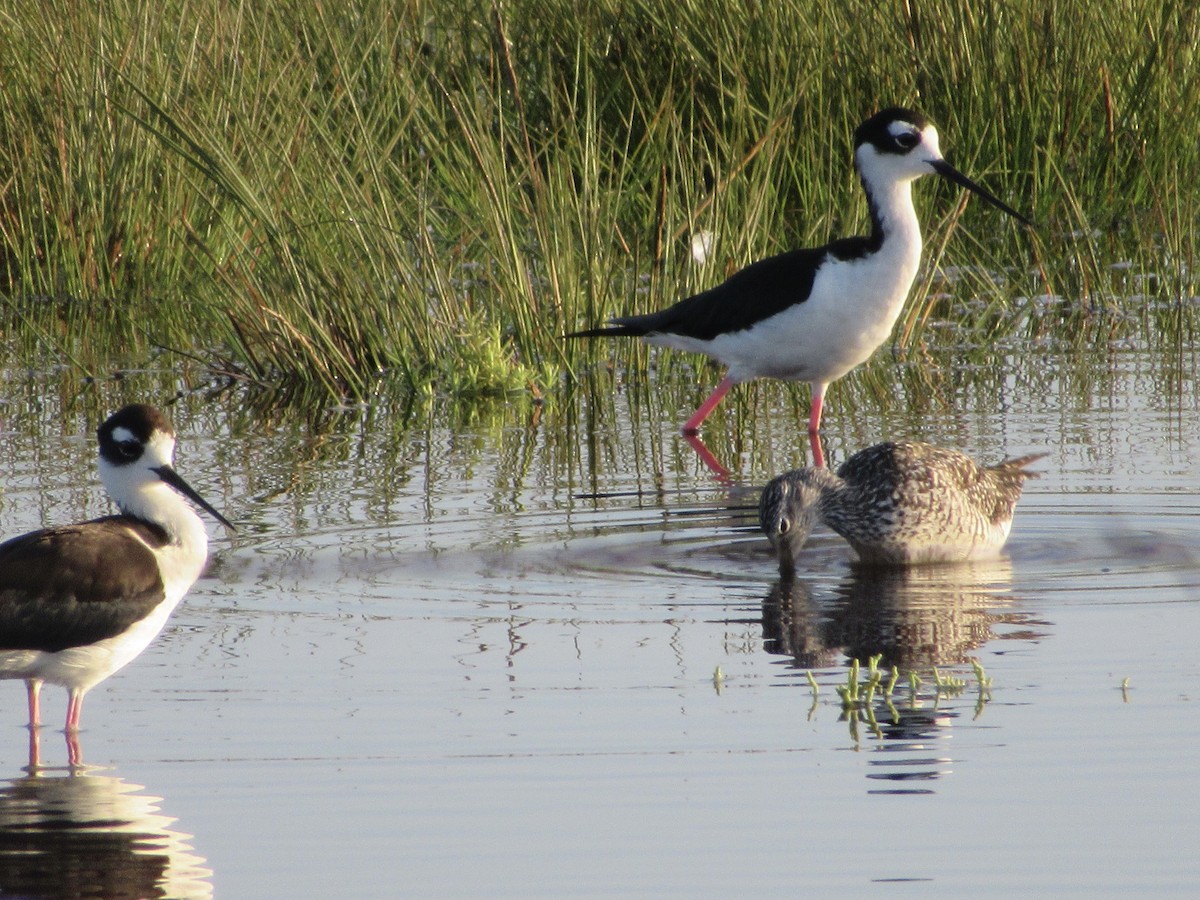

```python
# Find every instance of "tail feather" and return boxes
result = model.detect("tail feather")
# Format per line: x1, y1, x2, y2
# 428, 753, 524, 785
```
996, 452, 1049, 479
563, 321, 647, 339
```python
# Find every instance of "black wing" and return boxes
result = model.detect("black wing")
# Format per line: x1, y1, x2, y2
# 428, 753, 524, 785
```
568, 238, 875, 342
0, 518, 169, 652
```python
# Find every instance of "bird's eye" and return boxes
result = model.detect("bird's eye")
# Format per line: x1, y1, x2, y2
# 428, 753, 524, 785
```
778, 517, 791, 536
117, 440, 140, 459
896, 131, 919, 150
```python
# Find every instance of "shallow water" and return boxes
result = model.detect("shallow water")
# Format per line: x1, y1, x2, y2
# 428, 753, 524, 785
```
2, 342, 1200, 896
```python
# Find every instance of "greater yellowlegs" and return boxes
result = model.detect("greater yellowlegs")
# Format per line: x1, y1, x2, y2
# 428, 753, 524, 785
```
759, 441, 1042, 569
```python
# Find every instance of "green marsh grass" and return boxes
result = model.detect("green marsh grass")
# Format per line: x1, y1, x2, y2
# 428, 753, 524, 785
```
2, 0, 1199, 404
818, 656, 993, 744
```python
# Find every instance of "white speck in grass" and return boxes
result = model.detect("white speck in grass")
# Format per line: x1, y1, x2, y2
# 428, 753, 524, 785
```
691, 230, 715, 266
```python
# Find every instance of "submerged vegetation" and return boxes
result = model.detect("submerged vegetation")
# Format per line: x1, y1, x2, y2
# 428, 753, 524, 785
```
820, 655, 993, 743
1, 0, 1198, 402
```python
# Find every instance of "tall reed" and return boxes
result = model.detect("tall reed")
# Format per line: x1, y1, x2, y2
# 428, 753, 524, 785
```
1, 0, 1197, 400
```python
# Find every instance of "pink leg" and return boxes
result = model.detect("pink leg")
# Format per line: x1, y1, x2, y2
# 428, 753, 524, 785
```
807, 382, 826, 436
66, 730, 84, 769
681, 375, 735, 434
810, 432, 826, 469
26, 724, 41, 772
65, 689, 85, 732
682, 432, 732, 482
26, 679, 42, 729
808, 383, 827, 469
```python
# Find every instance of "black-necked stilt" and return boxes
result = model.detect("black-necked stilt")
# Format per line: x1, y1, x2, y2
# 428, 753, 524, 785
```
759, 441, 1043, 570
0, 405, 234, 763
568, 108, 1031, 454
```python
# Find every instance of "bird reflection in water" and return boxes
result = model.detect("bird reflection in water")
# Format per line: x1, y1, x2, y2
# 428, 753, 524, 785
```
760, 559, 1046, 790
762, 559, 1028, 671
760, 578, 839, 670
0, 769, 212, 899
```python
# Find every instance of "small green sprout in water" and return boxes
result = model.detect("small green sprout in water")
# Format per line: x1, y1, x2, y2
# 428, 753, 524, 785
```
971, 659, 992, 691
969, 660, 993, 718
861, 655, 885, 704
881, 692, 900, 726
836, 658, 862, 709
805, 671, 820, 719
863, 671, 882, 706
830, 657, 915, 742
885, 665, 900, 697
932, 667, 967, 696
837, 656, 887, 711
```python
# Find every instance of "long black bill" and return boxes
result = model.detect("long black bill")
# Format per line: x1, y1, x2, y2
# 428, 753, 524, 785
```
930, 159, 1034, 226
154, 465, 237, 533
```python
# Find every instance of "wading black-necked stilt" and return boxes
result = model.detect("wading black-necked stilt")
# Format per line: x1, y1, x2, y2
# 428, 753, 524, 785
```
568, 108, 1031, 461
0, 405, 234, 765
759, 441, 1043, 571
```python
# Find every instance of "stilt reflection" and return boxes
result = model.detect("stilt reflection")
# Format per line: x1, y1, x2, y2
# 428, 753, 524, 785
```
0, 768, 212, 898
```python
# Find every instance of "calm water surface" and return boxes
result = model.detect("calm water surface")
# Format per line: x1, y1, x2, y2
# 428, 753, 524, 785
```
1, 343, 1199, 896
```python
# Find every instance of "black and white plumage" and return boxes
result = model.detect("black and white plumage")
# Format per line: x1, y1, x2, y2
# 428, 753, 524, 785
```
568, 108, 1031, 448
759, 441, 1043, 570
0, 404, 235, 742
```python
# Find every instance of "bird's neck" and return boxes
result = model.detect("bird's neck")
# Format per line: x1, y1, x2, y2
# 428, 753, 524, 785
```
125, 484, 213, 599
804, 467, 841, 486
862, 175, 923, 265
120, 482, 210, 555
811, 468, 849, 509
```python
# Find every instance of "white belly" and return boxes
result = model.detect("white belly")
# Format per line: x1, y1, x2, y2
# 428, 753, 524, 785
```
0, 595, 183, 693
0, 539, 202, 694
661, 245, 922, 385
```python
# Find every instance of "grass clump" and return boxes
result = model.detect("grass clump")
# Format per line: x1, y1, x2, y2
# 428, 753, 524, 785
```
810, 656, 993, 743
2, 1, 1199, 400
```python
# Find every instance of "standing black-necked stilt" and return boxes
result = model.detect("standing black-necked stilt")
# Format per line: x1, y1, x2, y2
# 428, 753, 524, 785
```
759, 441, 1043, 571
0, 404, 234, 766
568, 108, 1031, 461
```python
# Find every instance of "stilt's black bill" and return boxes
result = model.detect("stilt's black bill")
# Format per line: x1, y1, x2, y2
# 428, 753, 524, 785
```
931, 159, 1033, 226
154, 466, 237, 532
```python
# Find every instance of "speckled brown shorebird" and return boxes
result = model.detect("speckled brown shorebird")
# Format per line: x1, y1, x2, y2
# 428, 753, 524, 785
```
759, 441, 1044, 570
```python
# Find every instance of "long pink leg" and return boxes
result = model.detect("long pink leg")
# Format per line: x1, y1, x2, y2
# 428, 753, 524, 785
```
65, 689, 85, 732
681, 375, 735, 434
810, 432, 826, 469
66, 730, 83, 769
682, 432, 732, 482
807, 382, 826, 436
26, 725, 41, 772
808, 383, 827, 469
26, 679, 42, 729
